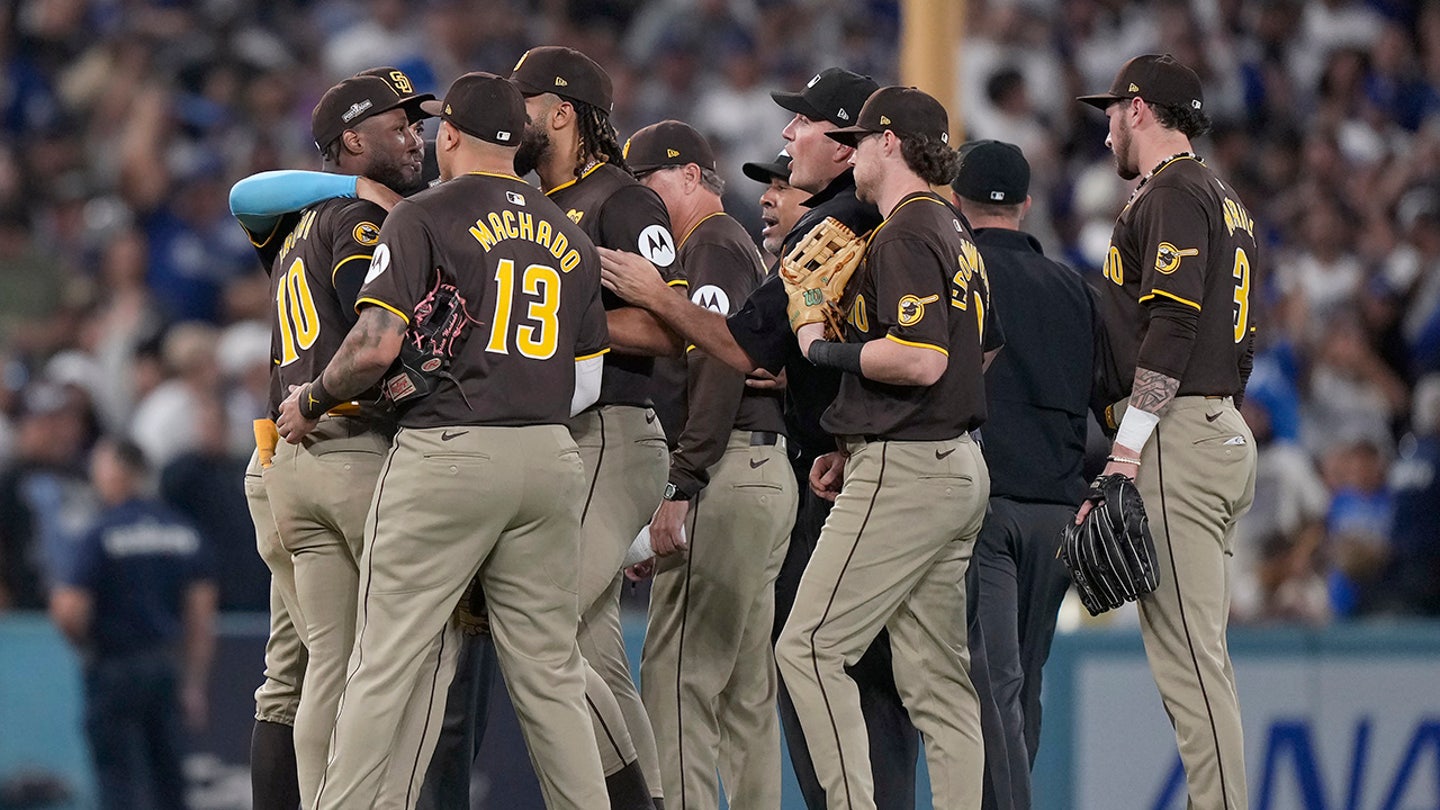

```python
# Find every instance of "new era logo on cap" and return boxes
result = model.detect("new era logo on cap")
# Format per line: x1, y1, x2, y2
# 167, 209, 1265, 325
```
879, 115, 891, 125
836, 108, 849, 120
666, 149, 680, 157
1129, 82, 1140, 92
555, 77, 568, 87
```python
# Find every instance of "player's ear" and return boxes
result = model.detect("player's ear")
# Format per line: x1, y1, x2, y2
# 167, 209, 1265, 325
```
550, 100, 574, 132
436, 120, 458, 152
340, 128, 365, 158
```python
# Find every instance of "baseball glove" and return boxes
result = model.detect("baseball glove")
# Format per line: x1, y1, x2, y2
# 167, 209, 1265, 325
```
381, 272, 480, 407
454, 574, 490, 637
1059, 473, 1160, 616
781, 217, 866, 338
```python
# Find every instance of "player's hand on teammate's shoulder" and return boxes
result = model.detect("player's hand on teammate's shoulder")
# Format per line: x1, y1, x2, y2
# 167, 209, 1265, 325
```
598, 246, 669, 307
649, 499, 690, 557
356, 177, 404, 211
276, 384, 321, 444
809, 451, 847, 501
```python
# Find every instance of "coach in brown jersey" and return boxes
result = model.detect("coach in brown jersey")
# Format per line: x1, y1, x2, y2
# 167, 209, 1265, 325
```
624, 121, 798, 810
778, 87, 1002, 810
230, 69, 434, 810
1078, 54, 1260, 810
510, 44, 676, 806
276, 72, 611, 810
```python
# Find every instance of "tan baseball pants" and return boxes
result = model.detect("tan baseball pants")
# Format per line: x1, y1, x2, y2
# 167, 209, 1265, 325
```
245, 448, 306, 727
572, 404, 669, 791
777, 436, 989, 810
641, 431, 797, 810
313, 425, 606, 810
263, 416, 389, 807
1126, 395, 1258, 810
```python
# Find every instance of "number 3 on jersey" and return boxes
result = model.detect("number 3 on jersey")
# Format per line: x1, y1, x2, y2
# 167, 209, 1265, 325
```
486, 259, 560, 359
1232, 247, 1250, 343
276, 258, 320, 366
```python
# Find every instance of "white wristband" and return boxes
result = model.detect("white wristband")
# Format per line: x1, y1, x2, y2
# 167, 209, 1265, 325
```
1114, 406, 1160, 455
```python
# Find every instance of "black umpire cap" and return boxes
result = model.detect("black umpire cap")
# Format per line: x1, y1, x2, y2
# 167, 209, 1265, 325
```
312, 75, 436, 152
953, 140, 1030, 204
771, 68, 879, 129
826, 86, 951, 146
509, 45, 614, 112
624, 120, 717, 176
742, 149, 792, 184
420, 72, 526, 146
1078, 53, 1204, 112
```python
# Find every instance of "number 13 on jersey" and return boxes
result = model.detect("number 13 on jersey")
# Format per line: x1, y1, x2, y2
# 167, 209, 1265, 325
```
485, 258, 561, 359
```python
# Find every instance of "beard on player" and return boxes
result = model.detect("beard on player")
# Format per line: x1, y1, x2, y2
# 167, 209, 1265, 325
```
513, 121, 550, 177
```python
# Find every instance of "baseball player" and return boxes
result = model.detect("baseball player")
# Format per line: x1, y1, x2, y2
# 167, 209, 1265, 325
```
276, 71, 610, 810
509, 44, 678, 807
229, 70, 434, 808
778, 86, 1002, 810
623, 120, 798, 810
599, 69, 926, 810
1078, 54, 1260, 809
950, 140, 1097, 810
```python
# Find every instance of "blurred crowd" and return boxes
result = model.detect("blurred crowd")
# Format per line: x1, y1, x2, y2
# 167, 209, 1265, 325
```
0, 0, 1437, 624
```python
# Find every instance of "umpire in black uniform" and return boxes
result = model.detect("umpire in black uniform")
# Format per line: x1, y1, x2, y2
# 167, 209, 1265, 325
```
950, 141, 1096, 810
599, 68, 922, 810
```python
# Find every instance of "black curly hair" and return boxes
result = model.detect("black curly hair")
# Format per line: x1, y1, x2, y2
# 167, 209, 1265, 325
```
574, 101, 629, 175
899, 134, 962, 187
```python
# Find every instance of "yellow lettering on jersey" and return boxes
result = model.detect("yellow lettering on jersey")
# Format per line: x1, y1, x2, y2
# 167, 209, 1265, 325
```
567, 209, 584, 224
469, 220, 497, 251
469, 214, 580, 271
548, 232, 569, 262
951, 241, 981, 310
1222, 197, 1255, 237
1103, 245, 1123, 286
848, 294, 869, 332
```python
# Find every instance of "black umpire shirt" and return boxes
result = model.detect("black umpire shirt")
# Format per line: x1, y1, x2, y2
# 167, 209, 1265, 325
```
974, 227, 1094, 507
726, 170, 882, 466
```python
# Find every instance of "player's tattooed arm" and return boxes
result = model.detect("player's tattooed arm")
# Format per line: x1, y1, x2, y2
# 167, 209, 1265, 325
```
321, 307, 408, 399
1129, 367, 1180, 416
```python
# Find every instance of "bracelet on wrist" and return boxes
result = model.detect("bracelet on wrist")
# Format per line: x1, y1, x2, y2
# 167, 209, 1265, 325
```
298, 376, 343, 420
1106, 455, 1141, 466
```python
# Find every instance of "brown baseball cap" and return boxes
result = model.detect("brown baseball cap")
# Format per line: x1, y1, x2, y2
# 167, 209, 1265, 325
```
826, 86, 951, 147
623, 120, 716, 176
771, 67, 879, 129
1078, 53, 1204, 111
419, 72, 526, 146
353, 66, 436, 120
742, 148, 792, 184
312, 75, 436, 152
509, 45, 614, 112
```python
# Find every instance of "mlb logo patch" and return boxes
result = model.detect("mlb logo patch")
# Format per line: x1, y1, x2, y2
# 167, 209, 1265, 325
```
506, 191, 526, 206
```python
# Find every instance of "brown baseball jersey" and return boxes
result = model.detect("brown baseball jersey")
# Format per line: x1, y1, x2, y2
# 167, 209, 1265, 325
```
1097, 155, 1260, 400
822, 192, 1002, 440
666, 212, 786, 496
265, 199, 389, 417
357, 171, 609, 427
546, 162, 681, 407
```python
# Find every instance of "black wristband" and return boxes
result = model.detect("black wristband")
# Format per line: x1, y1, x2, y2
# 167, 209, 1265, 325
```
298, 376, 343, 420
807, 339, 864, 376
